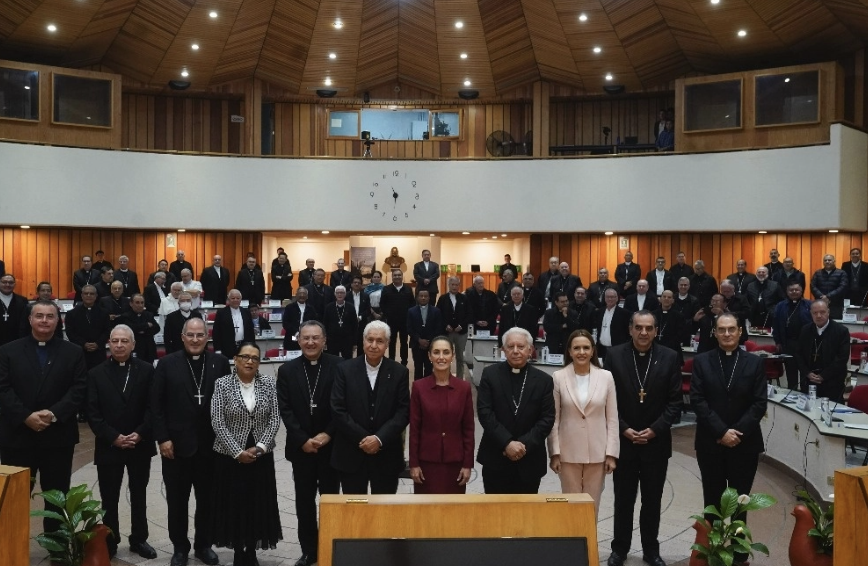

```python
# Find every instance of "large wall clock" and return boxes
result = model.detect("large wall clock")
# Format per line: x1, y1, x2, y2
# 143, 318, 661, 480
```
370, 169, 419, 222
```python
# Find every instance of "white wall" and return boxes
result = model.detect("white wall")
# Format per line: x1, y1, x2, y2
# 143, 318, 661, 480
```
1, 124, 864, 232
440, 238, 527, 273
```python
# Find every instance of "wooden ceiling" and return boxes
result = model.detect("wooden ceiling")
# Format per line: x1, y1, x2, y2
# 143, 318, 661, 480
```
1, 0, 866, 98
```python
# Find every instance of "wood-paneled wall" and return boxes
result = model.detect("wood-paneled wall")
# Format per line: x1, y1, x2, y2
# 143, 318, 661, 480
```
0, 228, 260, 299
121, 94, 243, 153
530, 232, 868, 294
549, 94, 675, 146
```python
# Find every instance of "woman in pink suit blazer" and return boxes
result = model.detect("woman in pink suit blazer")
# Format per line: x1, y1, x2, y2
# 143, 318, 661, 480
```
547, 329, 620, 516
409, 336, 475, 494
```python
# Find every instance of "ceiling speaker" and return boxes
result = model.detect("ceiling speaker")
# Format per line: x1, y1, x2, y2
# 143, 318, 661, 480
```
168, 80, 191, 90
458, 89, 479, 100
603, 85, 625, 95
316, 89, 338, 98
363, 91, 371, 103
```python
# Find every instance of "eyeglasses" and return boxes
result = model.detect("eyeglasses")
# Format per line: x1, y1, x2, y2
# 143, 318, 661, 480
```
714, 327, 740, 335
183, 332, 207, 339
236, 354, 260, 362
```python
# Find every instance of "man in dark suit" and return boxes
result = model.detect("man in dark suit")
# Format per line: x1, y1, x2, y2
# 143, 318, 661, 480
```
169, 250, 194, 283
745, 266, 785, 328
236, 256, 266, 306
773, 282, 813, 390
20, 282, 64, 341
117, 294, 159, 363
163, 292, 203, 354
669, 252, 694, 284
652, 291, 687, 363
276, 321, 340, 566
841, 247, 868, 307
348, 276, 371, 354
305, 268, 334, 318
298, 258, 317, 288
282, 288, 318, 351
0, 274, 28, 346
689, 260, 718, 308
329, 258, 352, 290
199, 255, 230, 305
466, 275, 499, 336
542, 292, 581, 355
407, 290, 442, 379
212, 289, 255, 359
151, 317, 229, 566
100, 280, 131, 326
604, 311, 681, 566
87, 325, 158, 560
113, 255, 140, 297
477, 327, 555, 494
73, 254, 99, 303
646, 256, 675, 298
323, 285, 358, 360
690, 313, 767, 529
537, 256, 560, 305
726, 259, 757, 295
500, 254, 517, 279
144, 271, 168, 314
673, 277, 701, 343
588, 268, 618, 308
796, 299, 850, 402
773, 256, 807, 292
569, 287, 597, 332
520, 273, 546, 312
623, 280, 660, 314
436, 276, 470, 379
615, 251, 642, 297
499, 287, 540, 347
548, 262, 583, 304
147, 259, 176, 287
413, 249, 440, 304
594, 288, 631, 360
330, 320, 410, 494
65, 285, 109, 370
379, 269, 415, 365
0, 300, 87, 532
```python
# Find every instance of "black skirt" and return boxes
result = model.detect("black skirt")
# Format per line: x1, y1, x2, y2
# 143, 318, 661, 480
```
210, 437, 283, 550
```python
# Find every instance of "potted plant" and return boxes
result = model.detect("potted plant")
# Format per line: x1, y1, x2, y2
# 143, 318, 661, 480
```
31, 483, 110, 566
789, 489, 833, 566
689, 487, 776, 566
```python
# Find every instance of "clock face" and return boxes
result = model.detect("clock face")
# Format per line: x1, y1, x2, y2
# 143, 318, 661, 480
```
370, 169, 419, 222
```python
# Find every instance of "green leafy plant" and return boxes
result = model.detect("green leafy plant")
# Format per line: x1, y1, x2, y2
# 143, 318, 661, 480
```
31, 483, 107, 566
690, 487, 777, 566
796, 488, 834, 555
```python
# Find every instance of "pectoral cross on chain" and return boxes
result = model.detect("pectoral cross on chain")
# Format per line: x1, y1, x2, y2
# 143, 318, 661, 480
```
1, 312, 8, 322
639, 388, 646, 403
194, 393, 205, 405
310, 402, 317, 415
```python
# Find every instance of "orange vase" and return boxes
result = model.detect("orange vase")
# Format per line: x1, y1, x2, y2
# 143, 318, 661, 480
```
81, 524, 111, 566
789, 505, 833, 566
689, 521, 710, 566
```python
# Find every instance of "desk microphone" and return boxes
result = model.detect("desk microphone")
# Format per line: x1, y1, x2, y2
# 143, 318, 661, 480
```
779, 388, 797, 404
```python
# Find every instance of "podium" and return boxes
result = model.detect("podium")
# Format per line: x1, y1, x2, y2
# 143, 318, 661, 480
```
0, 465, 30, 566
319, 493, 599, 566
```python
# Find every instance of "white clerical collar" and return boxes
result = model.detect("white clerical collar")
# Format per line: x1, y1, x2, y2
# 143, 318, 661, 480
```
304, 355, 320, 365
336, 301, 345, 306
679, 293, 688, 299
624, 262, 632, 266
394, 284, 403, 290
513, 303, 522, 311
854, 261, 862, 268
816, 320, 831, 335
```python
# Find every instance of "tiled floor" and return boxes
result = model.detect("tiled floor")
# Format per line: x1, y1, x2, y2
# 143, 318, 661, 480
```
24, 379, 835, 566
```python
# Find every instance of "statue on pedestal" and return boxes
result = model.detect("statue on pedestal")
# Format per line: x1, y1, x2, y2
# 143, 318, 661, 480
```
382, 247, 408, 274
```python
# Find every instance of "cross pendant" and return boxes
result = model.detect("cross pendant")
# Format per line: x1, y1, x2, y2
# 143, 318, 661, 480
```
310, 402, 317, 415
2, 313, 8, 321
639, 388, 646, 403
195, 393, 204, 405
813, 352, 819, 362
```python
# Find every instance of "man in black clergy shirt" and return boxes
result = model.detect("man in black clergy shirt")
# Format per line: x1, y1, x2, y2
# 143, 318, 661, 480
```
163, 292, 203, 355
236, 255, 266, 306
689, 260, 718, 308
330, 321, 410, 494
672, 278, 701, 343
796, 300, 850, 403
604, 311, 681, 566
330, 258, 352, 290
169, 250, 194, 283
378, 269, 415, 365
117, 293, 159, 362
498, 287, 540, 348
542, 292, 580, 355
726, 259, 756, 296
615, 251, 642, 298
20, 281, 64, 341
520, 272, 546, 312
669, 252, 694, 284
324, 285, 358, 360
0, 300, 87, 533
65, 285, 109, 370
548, 262, 583, 304
212, 289, 255, 359
841, 247, 868, 307
569, 287, 597, 332
151, 317, 230, 566
113, 255, 141, 297
87, 325, 158, 560
588, 268, 618, 308
199, 255, 230, 305
537, 256, 560, 305
277, 321, 340, 566
305, 268, 335, 319
0, 274, 28, 346
477, 327, 554, 494
298, 258, 317, 288
466, 275, 499, 335
73, 254, 99, 303
283, 287, 319, 351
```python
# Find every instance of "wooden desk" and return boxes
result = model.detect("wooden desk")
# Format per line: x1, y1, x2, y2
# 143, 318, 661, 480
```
0, 466, 30, 566
319, 493, 599, 566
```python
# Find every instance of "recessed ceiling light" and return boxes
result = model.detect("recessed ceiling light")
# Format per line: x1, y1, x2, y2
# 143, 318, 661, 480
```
322, 230, 330, 234
463, 80, 471, 86
605, 73, 613, 81
333, 19, 343, 28
492, 236, 498, 239
758, 230, 767, 234
829, 229, 839, 233
710, 0, 720, 4
455, 21, 464, 29
20, 225, 30, 229
209, 11, 217, 18
460, 53, 468, 59
178, 229, 186, 232
604, 231, 614, 236
86, 116, 91, 120
46, 24, 57, 32
593, 46, 602, 53
329, 53, 337, 59
784, 77, 790, 83
181, 70, 189, 77
191, 43, 199, 50
483, 237, 488, 240
737, 29, 747, 37
324, 78, 332, 86
501, 233, 507, 237
24, 86, 30, 90
303, 236, 308, 239
462, 231, 470, 235
579, 13, 588, 22
429, 233, 435, 237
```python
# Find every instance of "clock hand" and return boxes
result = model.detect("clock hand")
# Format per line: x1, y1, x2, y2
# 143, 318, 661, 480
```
392, 190, 399, 207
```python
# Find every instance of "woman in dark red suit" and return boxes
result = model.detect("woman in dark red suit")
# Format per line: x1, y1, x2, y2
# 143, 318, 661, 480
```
409, 336, 475, 494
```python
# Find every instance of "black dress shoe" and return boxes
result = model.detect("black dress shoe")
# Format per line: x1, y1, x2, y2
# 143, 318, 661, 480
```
194, 547, 220, 565
170, 551, 189, 566
294, 554, 317, 566
607, 552, 626, 566
643, 555, 667, 566
130, 541, 158, 559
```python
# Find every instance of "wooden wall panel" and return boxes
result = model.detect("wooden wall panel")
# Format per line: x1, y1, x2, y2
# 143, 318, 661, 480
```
549, 93, 675, 146
529, 232, 868, 297
0, 228, 261, 299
